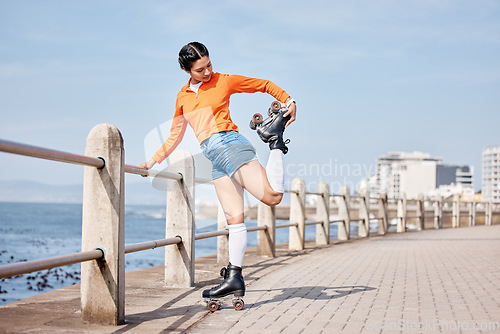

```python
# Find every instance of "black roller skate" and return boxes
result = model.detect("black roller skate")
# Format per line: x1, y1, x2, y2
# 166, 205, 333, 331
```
202, 263, 245, 312
250, 101, 291, 154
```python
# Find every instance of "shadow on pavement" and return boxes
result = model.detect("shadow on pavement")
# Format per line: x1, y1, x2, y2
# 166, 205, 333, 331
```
246, 285, 376, 309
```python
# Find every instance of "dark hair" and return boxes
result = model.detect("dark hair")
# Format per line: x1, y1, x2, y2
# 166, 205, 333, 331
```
178, 42, 209, 71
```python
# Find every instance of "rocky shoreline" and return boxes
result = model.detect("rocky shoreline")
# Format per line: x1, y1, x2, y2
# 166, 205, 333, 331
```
0, 252, 81, 305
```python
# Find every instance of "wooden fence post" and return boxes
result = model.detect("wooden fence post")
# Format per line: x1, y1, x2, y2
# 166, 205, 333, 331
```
416, 194, 425, 231
397, 193, 407, 233
257, 203, 276, 257
289, 178, 306, 251
316, 182, 330, 245
336, 186, 351, 240
165, 149, 195, 287
358, 188, 370, 237
81, 123, 125, 325
217, 204, 229, 267
377, 191, 388, 235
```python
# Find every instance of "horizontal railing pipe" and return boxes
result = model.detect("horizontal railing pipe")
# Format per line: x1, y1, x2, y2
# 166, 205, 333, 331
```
247, 225, 267, 232
305, 221, 323, 226
194, 178, 213, 185
125, 237, 182, 254
195, 230, 229, 240
0, 249, 104, 279
0, 139, 104, 168
124, 164, 182, 181
276, 223, 299, 229
125, 164, 211, 184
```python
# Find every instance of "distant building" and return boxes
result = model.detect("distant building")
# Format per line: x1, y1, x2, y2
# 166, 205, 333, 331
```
437, 165, 473, 188
360, 151, 474, 199
482, 145, 500, 203
376, 151, 442, 199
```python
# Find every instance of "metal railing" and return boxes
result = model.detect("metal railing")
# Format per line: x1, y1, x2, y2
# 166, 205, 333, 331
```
1, 124, 498, 326
0, 249, 104, 279
0, 138, 184, 279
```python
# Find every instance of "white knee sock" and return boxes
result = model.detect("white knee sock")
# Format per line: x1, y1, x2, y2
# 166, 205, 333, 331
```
228, 223, 247, 267
266, 149, 284, 193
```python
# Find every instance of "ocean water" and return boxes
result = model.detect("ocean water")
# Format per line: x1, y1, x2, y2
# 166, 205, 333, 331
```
0, 202, 336, 306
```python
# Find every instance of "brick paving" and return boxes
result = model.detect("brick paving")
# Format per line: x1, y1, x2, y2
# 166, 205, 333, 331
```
1, 225, 499, 333
188, 226, 500, 333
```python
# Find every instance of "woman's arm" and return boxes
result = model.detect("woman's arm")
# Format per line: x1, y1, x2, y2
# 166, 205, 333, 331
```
151, 113, 188, 164
226, 74, 296, 127
139, 102, 187, 176
226, 74, 290, 103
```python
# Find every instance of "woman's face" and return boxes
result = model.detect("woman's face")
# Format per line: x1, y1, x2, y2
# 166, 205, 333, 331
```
187, 56, 212, 84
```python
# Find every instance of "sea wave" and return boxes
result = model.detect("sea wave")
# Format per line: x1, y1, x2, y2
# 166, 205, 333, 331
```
126, 208, 165, 219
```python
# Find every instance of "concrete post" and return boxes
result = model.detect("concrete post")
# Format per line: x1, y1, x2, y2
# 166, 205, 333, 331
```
416, 194, 425, 231
289, 178, 306, 251
257, 202, 275, 257
397, 193, 407, 233
81, 123, 125, 325
336, 186, 351, 241
165, 149, 195, 287
358, 188, 370, 238
469, 198, 476, 227
377, 191, 388, 235
485, 202, 492, 226
452, 194, 460, 228
315, 182, 330, 245
434, 197, 442, 229
217, 204, 229, 267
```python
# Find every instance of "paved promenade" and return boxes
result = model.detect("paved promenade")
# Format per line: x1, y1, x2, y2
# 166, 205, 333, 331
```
1, 225, 499, 333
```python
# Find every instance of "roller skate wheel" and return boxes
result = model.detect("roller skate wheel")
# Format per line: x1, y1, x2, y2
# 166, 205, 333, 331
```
252, 113, 263, 124
208, 301, 219, 312
270, 101, 281, 112
233, 299, 244, 311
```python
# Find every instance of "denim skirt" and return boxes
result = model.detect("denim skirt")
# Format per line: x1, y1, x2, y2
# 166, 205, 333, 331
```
200, 131, 257, 179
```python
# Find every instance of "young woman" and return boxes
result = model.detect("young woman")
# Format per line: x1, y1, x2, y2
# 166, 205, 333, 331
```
139, 42, 296, 300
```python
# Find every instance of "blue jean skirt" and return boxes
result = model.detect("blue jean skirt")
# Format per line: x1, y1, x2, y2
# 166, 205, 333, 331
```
200, 131, 257, 180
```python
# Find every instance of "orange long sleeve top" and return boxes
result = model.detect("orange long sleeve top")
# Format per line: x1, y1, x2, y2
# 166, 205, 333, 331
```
152, 72, 290, 163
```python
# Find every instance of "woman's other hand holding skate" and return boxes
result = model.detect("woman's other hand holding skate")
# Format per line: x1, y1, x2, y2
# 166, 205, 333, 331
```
284, 98, 296, 128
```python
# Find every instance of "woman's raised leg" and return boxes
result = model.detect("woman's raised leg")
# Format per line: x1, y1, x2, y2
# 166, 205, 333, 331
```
232, 159, 283, 207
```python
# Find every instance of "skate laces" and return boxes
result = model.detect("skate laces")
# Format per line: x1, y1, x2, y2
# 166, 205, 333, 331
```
220, 267, 229, 279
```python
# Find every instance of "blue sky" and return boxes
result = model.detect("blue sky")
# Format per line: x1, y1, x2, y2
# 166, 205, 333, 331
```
1, 0, 499, 194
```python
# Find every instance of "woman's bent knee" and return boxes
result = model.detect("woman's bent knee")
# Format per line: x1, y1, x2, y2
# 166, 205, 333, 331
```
263, 192, 283, 207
